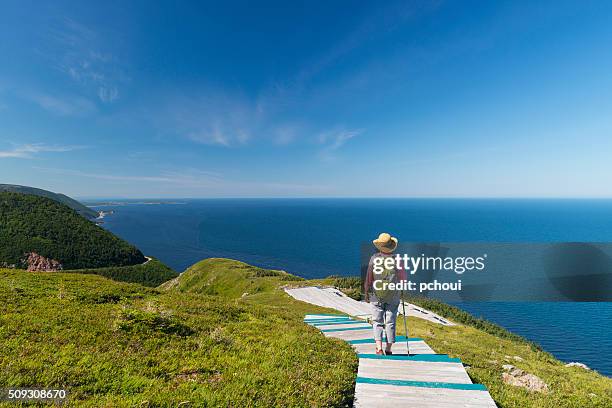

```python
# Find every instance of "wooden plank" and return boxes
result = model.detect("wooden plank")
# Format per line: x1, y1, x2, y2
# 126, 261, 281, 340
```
357, 360, 473, 384
307, 318, 356, 324
321, 326, 373, 332
323, 329, 373, 341
304, 313, 349, 320
308, 319, 365, 326
316, 323, 372, 330
347, 336, 422, 344
297, 302, 497, 408
358, 354, 460, 363
354, 383, 497, 408
287, 287, 455, 326
352, 341, 435, 355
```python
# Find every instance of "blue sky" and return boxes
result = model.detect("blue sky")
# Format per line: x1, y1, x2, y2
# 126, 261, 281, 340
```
1, 0, 612, 198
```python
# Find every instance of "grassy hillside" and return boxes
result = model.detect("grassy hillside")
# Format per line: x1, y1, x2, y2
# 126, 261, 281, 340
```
0, 184, 98, 218
0, 262, 357, 407
399, 312, 612, 408
157, 259, 612, 407
1, 258, 610, 407
0, 192, 146, 269
163, 257, 303, 297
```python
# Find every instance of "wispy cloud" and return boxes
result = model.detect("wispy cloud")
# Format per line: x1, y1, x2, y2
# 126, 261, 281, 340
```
46, 18, 126, 104
35, 167, 223, 184
0, 143, 84, 159
164, 90, 257, 147
98, 86, 119, 103
317, 128, 363, 161
156, 87, 360, 153
318, 129, 362, 151
35, 167, 329, 196
22, 91, 96, 116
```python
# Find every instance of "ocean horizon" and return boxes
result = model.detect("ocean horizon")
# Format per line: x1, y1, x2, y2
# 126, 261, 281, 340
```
92, 198, 612, 377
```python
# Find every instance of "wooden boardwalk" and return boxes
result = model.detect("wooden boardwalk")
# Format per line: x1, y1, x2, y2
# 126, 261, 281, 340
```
304, 314, 497, 407
290, 287, 497, 407
286, 286, 454, 326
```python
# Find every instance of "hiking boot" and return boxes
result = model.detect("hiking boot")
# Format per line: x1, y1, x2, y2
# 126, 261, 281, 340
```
385, 350, 393, 355
375, 349, 384, 355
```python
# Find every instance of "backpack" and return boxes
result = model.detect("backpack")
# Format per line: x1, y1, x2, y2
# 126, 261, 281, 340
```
372, 254, 398, 303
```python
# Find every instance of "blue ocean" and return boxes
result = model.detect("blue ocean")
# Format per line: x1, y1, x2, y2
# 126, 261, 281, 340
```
92, 199, 612, 376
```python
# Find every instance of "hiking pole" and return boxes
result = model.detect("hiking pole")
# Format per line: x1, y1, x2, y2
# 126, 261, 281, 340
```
401, 291, 410, 355
382, 302, 387, 355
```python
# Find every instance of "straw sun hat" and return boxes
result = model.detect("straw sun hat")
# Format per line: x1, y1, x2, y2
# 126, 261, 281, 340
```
373, 232, 398, 253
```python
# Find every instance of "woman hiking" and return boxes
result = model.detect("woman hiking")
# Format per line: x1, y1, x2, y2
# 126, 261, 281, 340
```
364, 233, 407, 355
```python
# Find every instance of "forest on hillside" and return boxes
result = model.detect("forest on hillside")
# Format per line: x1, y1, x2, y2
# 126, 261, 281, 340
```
0, 184, 98, 218
0, 192, 145, 269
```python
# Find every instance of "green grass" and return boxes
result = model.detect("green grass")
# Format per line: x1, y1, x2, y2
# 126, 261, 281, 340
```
0, 261, 356, 407
396, 316, 612, 407
401, 295, 543, 346
1, 258, 610, 407
163, 258, 304, 297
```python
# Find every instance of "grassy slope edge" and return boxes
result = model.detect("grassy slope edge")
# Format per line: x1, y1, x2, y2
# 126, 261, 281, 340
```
161, 259, 612, 407
0, 259, 357, 407
1, 258, 610, 407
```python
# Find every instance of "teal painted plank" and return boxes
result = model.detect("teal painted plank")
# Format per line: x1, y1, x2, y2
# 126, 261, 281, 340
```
305, 321, 353, 325
357, 353, 461, 363
304, 318, 354, 324
321, 326, 372, 332
310, 320, 366, 326
348, 336, 422, 344
305, 313, 349, 317
356, 376, 487, 391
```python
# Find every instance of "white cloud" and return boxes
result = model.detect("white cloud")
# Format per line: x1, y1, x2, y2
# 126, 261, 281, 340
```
47, 18, 125, 104
0, 143, 84, 159
167, 90, 257, 147
23, 91, 96, 116
35, 167, 223, 184
158, 87, 361, 153
317, 128, 363, 161
35, 167, 329, 197
318, 128, 362, 150
187, 124, 232, 147
98, 86, 119, 103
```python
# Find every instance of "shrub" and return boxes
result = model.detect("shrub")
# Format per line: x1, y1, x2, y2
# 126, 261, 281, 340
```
65, 258, 178, 287
115, 305, 194, 336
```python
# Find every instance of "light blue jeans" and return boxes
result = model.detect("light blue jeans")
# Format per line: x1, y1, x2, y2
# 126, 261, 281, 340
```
371, 299, 400, 343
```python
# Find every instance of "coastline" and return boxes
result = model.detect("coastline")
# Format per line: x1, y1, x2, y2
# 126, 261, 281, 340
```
2, 257, 611, 406
94, 198, 612, 376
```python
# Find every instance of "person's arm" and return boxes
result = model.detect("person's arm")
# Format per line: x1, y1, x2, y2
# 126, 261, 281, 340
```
364, 255, 375, 302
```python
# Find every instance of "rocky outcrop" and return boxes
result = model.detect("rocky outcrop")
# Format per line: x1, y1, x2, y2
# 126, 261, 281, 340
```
565, 362, 590, 370
23, 252, 63, 272
502, 365, 549, 393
